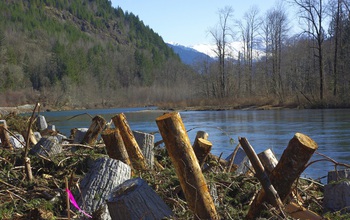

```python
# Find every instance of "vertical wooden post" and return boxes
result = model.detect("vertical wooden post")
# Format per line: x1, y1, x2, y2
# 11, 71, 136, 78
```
81, 115, 106, 145
112, 113, 147, 170
0, 120, 13, 150
101, 128, 132, 167
156, 112, 219, 220
192, 131, 212, 168
65, 177, 70, 220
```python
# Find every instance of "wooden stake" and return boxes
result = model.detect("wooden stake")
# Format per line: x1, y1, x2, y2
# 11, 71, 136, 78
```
65, 177, 70, 220
112, 113, 147, 170
101, 128, 132, 167
246, 133, 318, 219
156, 112, 219, 220
81, 115, 106, 145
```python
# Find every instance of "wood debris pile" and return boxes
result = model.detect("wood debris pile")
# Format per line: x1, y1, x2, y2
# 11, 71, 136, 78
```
0, 105, 350, 219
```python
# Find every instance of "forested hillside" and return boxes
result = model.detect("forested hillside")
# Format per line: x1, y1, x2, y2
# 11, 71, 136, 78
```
0, 0, 197, 109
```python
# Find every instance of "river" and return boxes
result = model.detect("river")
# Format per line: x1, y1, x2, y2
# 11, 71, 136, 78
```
40, 107, 350, 183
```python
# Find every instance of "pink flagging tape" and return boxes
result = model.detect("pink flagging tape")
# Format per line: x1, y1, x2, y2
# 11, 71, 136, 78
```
66, 188, 92, 218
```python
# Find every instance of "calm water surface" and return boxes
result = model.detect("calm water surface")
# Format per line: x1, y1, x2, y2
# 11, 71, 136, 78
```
41, 108, 350, 183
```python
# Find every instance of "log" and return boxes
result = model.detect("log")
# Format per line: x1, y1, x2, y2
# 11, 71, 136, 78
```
133, 130, 155, 169
196, 138, 213, 168
0, 120, 13, 149
101, 128, 132, 167
156, 112, 219, 220
36, 115, 48, 131
239, 137, 286, 219
30, 136, 62, 158
107, 177, 173, 220
246, 133, 318, 219
192, 131, 211, 168
77, 157, 131, 217
81, 115, 106, 145
258, 148, 322, 219
112, 113, 147, 170
258, 148, 278, 175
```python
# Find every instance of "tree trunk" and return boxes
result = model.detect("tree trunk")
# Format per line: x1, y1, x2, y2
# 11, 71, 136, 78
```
101, 128, 131, 167
112, 113, 147, 170
107, 178, 173, 220
156, 112, 219, 220
0, 120, 13, 149
81, 115, 106, 145
246, 133, 318, 219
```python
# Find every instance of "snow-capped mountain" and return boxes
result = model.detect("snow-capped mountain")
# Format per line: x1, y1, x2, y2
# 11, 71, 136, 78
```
167, 41, 265, 66
166, 43, 215, 65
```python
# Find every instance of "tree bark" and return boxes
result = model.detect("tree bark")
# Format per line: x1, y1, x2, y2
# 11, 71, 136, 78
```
133, 130, 155, 169
81, 115, 106, 145
107, 178, 173, 220
156, 112, 219, 220
101, 128, 132, 167
112, 113, 147, 170
246, 133, 318, 219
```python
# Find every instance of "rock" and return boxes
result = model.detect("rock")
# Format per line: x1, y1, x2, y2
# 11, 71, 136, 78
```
37, 115, 48, 131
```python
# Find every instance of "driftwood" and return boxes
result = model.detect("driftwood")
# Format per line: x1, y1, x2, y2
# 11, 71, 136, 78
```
0, 120, 13, 149
156, 112, 219, 220
192, 131, 210, 167
107, 178, 173, 220
246, 133, 318, 219
30, 136, 62, 158
81, 115, 106, 145
112, 113, 147, 170
239, 137, 286, 219
101, 128, 132, 167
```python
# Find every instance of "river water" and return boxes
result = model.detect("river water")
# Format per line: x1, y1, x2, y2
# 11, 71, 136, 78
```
40, 107, 350, 183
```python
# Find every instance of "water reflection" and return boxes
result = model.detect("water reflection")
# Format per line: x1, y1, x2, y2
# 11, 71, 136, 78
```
41, 108, 350, 183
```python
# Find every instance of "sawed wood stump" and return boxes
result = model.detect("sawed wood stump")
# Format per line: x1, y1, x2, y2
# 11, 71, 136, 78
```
0, 120, 13, 149
81, 115, 106, 145
77, 157, 131, 216
246, 132, 318, 219
156, 112, 219, 220
107, 177, 173, 220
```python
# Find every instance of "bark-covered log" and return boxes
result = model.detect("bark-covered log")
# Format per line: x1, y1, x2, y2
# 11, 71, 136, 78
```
156, 112, 219, 220
0, 120, 13, 149
30, 136, 62, 157
107, 178, 173, 220
133, 130, 154, 169
101, 128, 131, 167
258, 148, 278, 175
77, 157, 131, 218
81, 115, 106, 145
246, 133, 318, 219
192, 131, 211, 168
36, 115, 48, 131
112, 113, 147, 170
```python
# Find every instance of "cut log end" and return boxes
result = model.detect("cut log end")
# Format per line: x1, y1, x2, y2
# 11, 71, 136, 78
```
294, 133, 318, 150
155, 112, 178, 121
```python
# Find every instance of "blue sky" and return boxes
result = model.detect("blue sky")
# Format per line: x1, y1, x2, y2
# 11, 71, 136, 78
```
111, 0, 295, 46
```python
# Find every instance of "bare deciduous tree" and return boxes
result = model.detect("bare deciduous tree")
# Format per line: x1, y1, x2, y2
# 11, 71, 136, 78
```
209, 6, 234, 98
